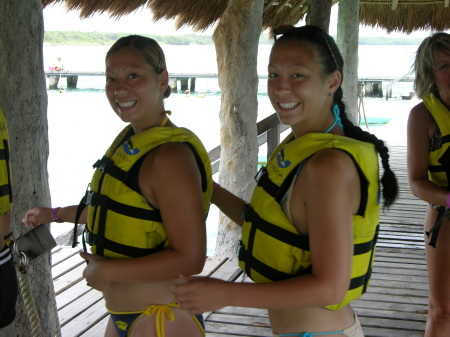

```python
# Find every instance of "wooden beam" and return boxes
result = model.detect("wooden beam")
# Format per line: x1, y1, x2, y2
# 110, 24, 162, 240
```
264, 0, 279, 12
276, 0, 294, 14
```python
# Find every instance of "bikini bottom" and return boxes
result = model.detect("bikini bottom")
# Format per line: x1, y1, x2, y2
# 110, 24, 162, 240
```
272, 311, 364, 337
108, 302, 205, 337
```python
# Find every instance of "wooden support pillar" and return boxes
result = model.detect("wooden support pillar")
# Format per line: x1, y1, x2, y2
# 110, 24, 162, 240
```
169, 78, 177, 93
337, 0, 360, 123
66, 76, 78, 89
48, 75, 59, 90
363, 81, 383, 98
180, 78, 189, 92
190, 77, 196, 92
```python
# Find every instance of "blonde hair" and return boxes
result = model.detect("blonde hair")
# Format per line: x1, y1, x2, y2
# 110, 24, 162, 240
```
413, 32, 450, 99
107, 35, 171, 99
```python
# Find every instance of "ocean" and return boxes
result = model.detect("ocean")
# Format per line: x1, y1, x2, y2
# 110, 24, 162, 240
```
45, 44, 420, 254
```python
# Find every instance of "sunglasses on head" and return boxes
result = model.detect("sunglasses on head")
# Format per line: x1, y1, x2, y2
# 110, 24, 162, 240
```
273, 25, 339, 71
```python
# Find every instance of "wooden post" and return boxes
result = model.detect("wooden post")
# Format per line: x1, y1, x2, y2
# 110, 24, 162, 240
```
266, 124, 280, 160
180, 78, 189, 92
337, 0, 360, 124
48, 75, 59, 90
190, 77, 196, 92
169, 78, 177, 93
0, 1, 60, 336
213, 0, 263, 258
66, 76, 78, 89
306, 0, 332, 31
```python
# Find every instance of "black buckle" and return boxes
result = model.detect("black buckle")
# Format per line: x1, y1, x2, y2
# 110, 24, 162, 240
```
94, 156, 113, 172
85, 191, 95, 205
240, 203, 251, 220
255, 166, 266, 183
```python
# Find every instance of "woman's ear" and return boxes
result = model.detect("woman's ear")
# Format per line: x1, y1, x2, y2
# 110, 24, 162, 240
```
160, 69, 169, 93
328, 70, 342, 94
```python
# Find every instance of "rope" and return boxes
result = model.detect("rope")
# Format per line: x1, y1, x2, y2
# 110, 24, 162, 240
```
17, 269, 43, 337
358, 81, 369, 130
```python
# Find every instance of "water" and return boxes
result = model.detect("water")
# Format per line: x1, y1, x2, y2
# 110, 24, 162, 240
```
45, 44, 420, 254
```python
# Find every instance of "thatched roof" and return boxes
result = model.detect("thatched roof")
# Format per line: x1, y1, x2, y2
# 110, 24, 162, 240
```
42, 0, 450, 33
360, 0, 450, 33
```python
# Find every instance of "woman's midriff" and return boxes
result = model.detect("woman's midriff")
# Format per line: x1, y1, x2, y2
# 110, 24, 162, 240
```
102, 279, 178, 312
269, 304, 355, 334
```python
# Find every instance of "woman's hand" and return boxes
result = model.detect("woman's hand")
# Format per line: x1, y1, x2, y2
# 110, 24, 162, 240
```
80, 252, 110, 291
22, 207, 52, 228
172, 275, 230, 315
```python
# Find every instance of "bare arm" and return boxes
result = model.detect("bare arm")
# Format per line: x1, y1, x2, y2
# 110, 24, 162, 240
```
23, 205, 86, 227
174, 149, 358, 313
211, 185, 247, 227
407, 103, 448, 206
0, 211, 11, 249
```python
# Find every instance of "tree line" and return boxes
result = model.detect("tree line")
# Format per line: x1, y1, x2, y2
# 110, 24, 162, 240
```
44, 31, 424, 46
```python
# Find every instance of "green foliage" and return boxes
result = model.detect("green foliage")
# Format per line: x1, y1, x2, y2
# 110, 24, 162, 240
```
44, 31, 214, 45
44, 31, 423, 46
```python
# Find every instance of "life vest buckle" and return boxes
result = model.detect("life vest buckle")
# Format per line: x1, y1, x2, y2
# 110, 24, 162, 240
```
240, 203, 251, 220
85, 191, 95, 205
255, 166, 266, 183
94, 156, 113, 172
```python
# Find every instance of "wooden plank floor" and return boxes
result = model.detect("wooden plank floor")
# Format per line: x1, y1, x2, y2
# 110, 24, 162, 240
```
52, 145, 430, 337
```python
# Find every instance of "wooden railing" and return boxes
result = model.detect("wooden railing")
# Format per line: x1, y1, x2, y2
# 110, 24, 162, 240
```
208, 112, 289, 174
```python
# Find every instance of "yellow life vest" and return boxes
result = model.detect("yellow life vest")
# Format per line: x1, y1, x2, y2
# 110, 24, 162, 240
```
0, 108, 12, 215
81, 125, 212, 259
239, 132, 380, 311
425, 93, 450, 188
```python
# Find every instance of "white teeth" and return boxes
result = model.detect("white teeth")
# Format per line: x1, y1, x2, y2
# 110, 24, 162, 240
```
118, 101, 136, 108
279, 102, 299, 109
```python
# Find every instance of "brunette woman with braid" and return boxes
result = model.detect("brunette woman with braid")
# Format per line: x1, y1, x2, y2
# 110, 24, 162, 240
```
173, 25, 398, 336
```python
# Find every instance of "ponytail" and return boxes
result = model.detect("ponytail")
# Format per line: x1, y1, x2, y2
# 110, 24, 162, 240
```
334, 88, 398, 208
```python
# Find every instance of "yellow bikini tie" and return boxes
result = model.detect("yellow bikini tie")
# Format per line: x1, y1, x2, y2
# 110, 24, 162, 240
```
160, 110, 172, 127
143, 302, 177, 337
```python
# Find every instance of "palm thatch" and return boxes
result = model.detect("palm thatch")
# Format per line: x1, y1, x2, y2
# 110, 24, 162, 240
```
360, 0, 450, 33
42, 0, 449, 33
41, 0, 314, 31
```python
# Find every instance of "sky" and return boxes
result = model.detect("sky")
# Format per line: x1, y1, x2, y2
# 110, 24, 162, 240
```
42, 3, 437, 38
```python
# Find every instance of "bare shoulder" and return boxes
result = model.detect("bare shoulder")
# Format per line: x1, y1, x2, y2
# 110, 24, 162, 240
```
297, 148, 361, 221
303, 148, 359, 188
307, 148, 357, 174
408, 101, 436, 138
144, 142, 197, 171
409, 101, 433, 123
138, 142, 202, 208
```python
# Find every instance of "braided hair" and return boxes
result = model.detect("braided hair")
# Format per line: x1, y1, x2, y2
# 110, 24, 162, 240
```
274, 25, 398, 208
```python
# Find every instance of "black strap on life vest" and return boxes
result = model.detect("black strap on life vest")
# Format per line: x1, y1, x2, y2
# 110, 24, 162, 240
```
426, 206, 446, 248
81, 188, 163, 256
255, 165, 302, 204
83, 229, 165, 258
0, 140, 13, 202
71, 155, 163, 256
240, 202, 378, 291
428, 136, 450, 184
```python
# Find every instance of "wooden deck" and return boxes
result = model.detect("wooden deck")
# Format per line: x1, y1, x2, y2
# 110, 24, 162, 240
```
52, 145, 429, 337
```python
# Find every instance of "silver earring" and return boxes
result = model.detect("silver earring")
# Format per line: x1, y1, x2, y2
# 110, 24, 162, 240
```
328, 93, 332, 96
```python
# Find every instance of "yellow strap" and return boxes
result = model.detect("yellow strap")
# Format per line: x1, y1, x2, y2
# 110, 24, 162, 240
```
143, 303, 177, 337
